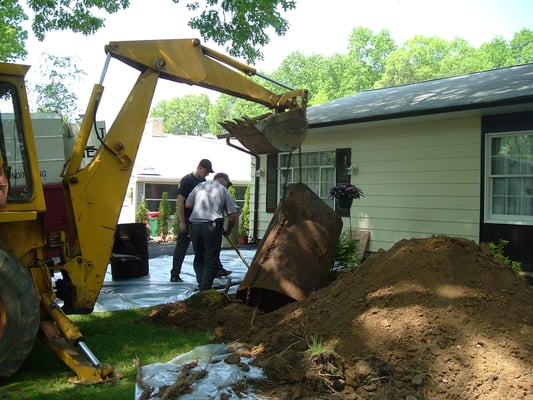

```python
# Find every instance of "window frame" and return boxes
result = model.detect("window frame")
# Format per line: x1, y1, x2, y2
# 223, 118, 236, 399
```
484, 131, 533, 225
0, 82, 34, 202
267, 148, 351, 216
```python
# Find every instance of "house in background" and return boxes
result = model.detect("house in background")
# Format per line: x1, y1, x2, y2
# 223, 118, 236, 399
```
119, 118, 252, 224
249, 64, 533, 273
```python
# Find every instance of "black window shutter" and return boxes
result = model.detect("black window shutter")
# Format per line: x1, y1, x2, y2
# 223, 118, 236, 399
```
335, 148, 351, 217
266, 153, 278, 212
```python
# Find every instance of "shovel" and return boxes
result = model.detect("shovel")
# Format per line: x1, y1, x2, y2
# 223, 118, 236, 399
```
223, 232, 250, 269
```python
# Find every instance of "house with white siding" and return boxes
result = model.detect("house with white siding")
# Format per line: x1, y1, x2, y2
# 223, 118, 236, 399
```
242, 64, 533, 273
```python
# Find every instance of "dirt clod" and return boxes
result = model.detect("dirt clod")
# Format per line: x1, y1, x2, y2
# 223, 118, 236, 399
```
146, 235, 533, 399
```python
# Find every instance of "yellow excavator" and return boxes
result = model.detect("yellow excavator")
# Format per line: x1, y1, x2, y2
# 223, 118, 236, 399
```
0, 38, 308, 383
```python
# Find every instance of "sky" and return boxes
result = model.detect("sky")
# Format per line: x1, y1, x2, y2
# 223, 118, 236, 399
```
18, 0, 533, 128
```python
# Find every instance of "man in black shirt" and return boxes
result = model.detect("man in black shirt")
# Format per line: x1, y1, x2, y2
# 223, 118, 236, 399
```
170, 159, 212, 282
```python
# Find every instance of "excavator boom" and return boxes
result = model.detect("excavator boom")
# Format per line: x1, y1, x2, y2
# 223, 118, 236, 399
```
105, 38, 308, 154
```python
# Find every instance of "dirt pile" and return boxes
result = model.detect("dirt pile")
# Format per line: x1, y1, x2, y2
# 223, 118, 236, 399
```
147, 235, 533, 399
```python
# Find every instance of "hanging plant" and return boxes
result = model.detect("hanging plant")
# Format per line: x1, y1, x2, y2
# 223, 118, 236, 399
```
329, 184, 364, 200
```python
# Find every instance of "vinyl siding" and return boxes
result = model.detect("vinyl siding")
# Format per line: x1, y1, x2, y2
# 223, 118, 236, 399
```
252, 115, 481, 253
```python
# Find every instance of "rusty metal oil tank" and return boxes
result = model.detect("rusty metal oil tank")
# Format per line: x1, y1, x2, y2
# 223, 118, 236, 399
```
236, 182, 343, 312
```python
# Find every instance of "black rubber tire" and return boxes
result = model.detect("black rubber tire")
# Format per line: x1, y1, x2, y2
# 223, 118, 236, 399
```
0, 248, 40, 377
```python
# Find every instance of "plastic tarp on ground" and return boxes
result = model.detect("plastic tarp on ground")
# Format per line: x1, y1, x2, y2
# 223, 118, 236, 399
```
92, 248, 267, 399
95, 248, 255, 312
135, 344, 267, 400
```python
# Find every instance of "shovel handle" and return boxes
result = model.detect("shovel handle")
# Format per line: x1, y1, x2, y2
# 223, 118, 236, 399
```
223, 232, 250, 268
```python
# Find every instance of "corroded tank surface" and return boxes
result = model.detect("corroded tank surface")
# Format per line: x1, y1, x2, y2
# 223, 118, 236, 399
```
237, 183, 343, 312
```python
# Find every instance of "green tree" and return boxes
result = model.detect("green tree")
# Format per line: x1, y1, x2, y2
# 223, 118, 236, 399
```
509, 28, 533, 65
344, 26, 396, 92
0, 0, 28, 61
376, 35, 481, 87
479, 36, 513, 69
30, 53, 86, 122
150, 94, 212, 135
6, 0, 296, 63
273, 51, 332, 105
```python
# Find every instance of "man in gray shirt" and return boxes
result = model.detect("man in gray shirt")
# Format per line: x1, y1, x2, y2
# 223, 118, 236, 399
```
186, 172, 238, 290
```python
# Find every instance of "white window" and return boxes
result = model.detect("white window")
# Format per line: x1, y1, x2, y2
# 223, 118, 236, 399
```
279, 151, 336, 209
485, 132, 533, 225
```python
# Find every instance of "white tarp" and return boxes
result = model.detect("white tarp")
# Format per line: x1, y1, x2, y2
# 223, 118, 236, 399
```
134, 344, 267, 400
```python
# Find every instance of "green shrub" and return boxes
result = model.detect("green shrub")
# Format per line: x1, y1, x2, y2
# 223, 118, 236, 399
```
135, 197, 150, 237
487, 239, 522, 277
240, 184, 251, 236
333, 231, 359, 271
135, 197, 149, 224
158, 192, 171, 241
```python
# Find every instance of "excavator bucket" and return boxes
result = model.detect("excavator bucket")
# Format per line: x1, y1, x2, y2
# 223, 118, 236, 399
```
219, 107, 308, 154
236, 183, 343, 312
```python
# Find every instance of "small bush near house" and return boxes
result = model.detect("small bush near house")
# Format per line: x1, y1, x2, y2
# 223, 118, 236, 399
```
135, 197, 150, 237
158, 192, 171, 241
333, 231, 359, 271
240, 184, 251, 237
135, 197, 149, 224
487, 239, 522, 277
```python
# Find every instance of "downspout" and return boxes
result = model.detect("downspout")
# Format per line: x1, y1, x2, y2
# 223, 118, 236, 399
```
225, 138, 260, 242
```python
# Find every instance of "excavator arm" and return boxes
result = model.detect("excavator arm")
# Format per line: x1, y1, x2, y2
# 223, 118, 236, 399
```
105, 38, 306, 112
104, 38, 309, 154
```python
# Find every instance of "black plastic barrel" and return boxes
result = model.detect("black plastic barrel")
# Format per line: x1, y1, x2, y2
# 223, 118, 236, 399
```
110, 223, 149, 279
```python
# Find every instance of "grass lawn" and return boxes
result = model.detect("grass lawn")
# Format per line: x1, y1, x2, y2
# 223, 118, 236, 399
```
0, 308, 213, 400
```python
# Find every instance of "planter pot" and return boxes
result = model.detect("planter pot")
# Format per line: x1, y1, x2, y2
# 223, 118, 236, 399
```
337, 198, 353, 209
237, 235, 248, 245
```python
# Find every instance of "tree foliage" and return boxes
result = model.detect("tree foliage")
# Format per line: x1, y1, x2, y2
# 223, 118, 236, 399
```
3, 0, 295, 63
150, 94, 212, 134
0, 0, 28, 61
344, 27, 396, 92
184, 0, 296, 62
31, 53, 86, 122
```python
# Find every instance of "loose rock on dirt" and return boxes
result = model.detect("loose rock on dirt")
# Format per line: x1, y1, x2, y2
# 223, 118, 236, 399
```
146, 235, 533, 399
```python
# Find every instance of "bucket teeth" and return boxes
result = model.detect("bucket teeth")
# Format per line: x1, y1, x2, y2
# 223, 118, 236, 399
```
219, 108, 308, 154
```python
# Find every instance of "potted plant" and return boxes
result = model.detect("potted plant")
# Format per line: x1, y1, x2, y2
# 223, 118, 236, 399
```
237, 229, 248, 245
329, 183, 364, 209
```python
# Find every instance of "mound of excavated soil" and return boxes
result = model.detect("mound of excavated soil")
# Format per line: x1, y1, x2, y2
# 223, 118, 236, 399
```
146, 235, 533, 399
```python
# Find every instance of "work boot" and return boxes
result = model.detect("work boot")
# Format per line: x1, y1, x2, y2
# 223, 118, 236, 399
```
215, 268, 232, 278
170, 275, 184, 282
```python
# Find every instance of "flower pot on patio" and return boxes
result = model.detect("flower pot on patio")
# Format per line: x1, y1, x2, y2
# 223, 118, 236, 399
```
237, 235, 248, 245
